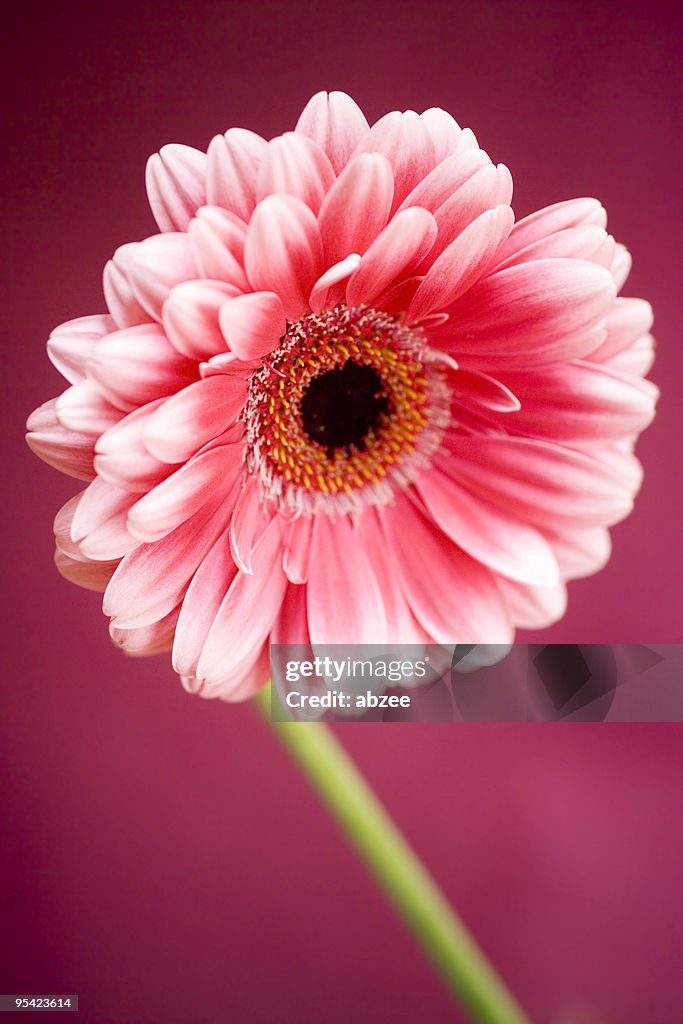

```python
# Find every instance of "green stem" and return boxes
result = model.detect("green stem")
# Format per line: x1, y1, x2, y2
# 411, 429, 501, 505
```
255, 683, 532, 1024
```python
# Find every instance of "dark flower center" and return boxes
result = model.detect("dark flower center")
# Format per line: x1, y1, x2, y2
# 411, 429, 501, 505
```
300, 360, 391, 457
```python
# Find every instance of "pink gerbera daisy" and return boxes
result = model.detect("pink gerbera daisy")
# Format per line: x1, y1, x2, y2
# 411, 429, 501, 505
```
27, 91, 658, 700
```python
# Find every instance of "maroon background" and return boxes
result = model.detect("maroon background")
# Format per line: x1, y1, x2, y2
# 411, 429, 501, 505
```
2, 1, 682, 1021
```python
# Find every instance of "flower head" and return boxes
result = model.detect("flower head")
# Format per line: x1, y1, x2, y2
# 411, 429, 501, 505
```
27, 91, 658, 700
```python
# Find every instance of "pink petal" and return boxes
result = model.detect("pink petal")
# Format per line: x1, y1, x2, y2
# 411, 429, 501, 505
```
103, 243, 152, 329
188, 643, 270, 701
270, 588, 332, 715
609, 243, 632, 291
162, 279, 238, 361
145, 144, 207, 233
104, 485, 234, 629
438, 436, 635, 528
573, 440, 643, 494
71, 477, 129, 538
295, 91, 369, 174
446, 407, 508, 439
54, 492, 87, 561
543, 526, 611, 581
95, 399, 176, 493
355, 510, 430, 643
318, 153, 394, 263
86, 323, 198, 412
47, 314, 115, 384
594, 232, 617, 269
257, 132, 335, 214
244, 194, 323, 320
351, 110, 436, 213
26, 398, 95, 481
55, 549, 118, 593
500, 360, 658, 441
605, 333, 655, 377
415, 312, 450, 329
218, 291, 286, 360
212, 646, 270, 702
493, 224, 611, 272
419, 107, 464, 162
271, 582, 311, 644
128, 444, 244, 543
444, 365, 521, 413
408, 205, 514, 320
463, 323, 608, 373
110, 607, 180, 657
586, 297, 654, 363
144, 375, 247, 464
206, 127, 268, 221
187, 206, 249, 289
415, 468, 560, 586
441, 259, 616, 366
430, 164, 513, 259
309, 254, 361, 314
71, 478, 139, 560
171, 527, 239, 679
181, 674, 204, 695
495, 198, 607, 264
282, 514, 313, 584
196, 517, 287, 684
306, 514, 387, 644
198, 352, 258, 379
379, 496, 512, 644
129, 233, 199, 322
345, 207, 437, 307
56, 381, 124, 435
498, 577, 567, 630
371, 275, 424, 315
398, 147, 491, 214
229, 475, 273, 573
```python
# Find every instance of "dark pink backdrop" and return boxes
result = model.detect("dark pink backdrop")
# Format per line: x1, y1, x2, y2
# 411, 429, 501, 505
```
2, 1, 682, 1021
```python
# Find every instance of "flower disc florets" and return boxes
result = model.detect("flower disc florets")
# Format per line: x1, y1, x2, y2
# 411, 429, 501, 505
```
244, 305, 450, 515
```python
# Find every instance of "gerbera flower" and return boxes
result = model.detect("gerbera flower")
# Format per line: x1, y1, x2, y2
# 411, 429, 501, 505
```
27, 91, 658, 700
